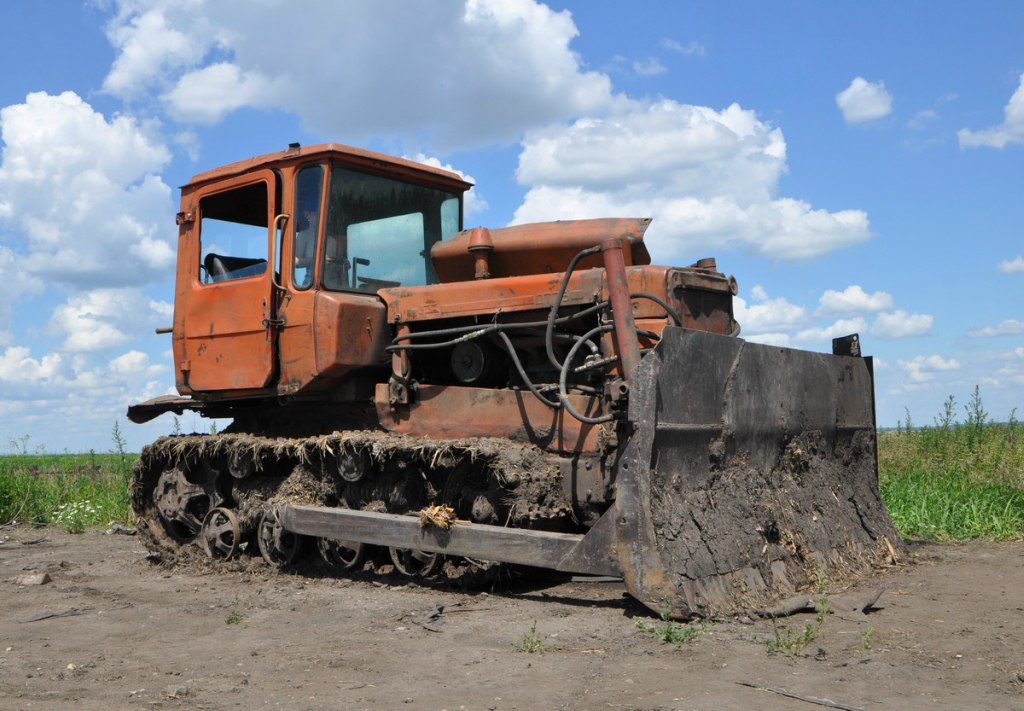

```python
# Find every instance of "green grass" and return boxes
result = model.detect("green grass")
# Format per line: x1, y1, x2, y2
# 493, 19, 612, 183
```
635, 599, 705, 648
0, 450, 135, 531
513, 621, 561, 654
878, 387, 1024, 541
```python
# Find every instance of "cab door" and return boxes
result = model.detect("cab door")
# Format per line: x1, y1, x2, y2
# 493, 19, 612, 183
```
183, 170, 281, 392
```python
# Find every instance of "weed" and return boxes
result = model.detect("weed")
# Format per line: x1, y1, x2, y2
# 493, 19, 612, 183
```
965, 385, 989, 441
764, 571, 829, 658
9, 435, 31, 455
514, 621, 559, 653
635, 599, 704, 648
53, 500, 101, 534
110, 420, 131, 486
935, 395, 956, 430
858, 625, 875, 653
226, 596, 244, 624
900, 407, 914, 433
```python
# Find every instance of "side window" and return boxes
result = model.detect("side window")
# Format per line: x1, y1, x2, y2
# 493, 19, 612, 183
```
440, 197, 460, 238
292, 165, 324, 289
199, 183, 269, 283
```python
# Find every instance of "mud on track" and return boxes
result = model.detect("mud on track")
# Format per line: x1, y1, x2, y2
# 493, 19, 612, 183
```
0, 526, 1021, 710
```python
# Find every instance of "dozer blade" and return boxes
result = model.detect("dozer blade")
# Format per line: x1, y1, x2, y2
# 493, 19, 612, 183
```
611, 327, 904, 618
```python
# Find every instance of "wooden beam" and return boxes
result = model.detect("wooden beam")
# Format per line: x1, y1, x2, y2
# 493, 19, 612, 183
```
280, 504, 620, 576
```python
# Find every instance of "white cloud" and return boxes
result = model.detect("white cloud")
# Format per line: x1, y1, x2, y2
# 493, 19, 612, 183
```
102, 0, 613, 151
743, 332, 790, 347
109, 350, 168, 378
109, 350, 149, 374
406, 154, 488, 217
733, 286, 807, 334
162, 62, 272, 124
817, 285, 893, 315
102, 2, 209, 96
0, 91, 175, 289
958, 72, 1024, 149
661, 38, 706, 57
172, 129, 200, 163
898, 354, 960, 384
969, 319, 1024, 338
512, 99, 870, 262
633, 58, 666, 76
50, 293, 132, 352
0, 339, 176, 451
907, 109, 938, 131
97, 2, 870, 267
48, 288, 170, 353
0, 246, 44, 346
871, 310, 934, 338
0, 347, 64, 385
836, 77, 893, 124
998, 255, 1024, 273
796, 317, 869, 343
515, 101, 786, 199
995, 350, 1024, 383
149, 299, 174, 320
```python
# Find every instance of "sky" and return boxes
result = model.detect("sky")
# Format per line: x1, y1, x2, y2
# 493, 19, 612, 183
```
0, 0, 1022, 453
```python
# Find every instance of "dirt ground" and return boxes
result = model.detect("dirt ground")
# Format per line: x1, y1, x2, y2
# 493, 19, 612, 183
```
0, 526, 1021, 711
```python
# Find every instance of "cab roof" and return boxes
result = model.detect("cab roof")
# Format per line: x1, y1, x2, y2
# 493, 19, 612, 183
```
184, 142, 473, 194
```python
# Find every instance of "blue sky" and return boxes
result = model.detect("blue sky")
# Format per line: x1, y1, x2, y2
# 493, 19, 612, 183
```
0, 1, 1021, 452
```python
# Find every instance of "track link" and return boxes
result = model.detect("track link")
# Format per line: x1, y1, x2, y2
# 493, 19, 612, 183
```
131, 431, 579, 581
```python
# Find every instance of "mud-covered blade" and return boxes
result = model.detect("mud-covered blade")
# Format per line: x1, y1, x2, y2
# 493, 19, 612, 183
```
614, 327, 903, 617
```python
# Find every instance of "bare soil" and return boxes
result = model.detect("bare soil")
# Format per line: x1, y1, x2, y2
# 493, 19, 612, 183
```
1, 526, 1021, 710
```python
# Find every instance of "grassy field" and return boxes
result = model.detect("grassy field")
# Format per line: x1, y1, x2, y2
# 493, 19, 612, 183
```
1, 393, 1022, 540
0, 426, 135, 532
878, 389, 1023, 541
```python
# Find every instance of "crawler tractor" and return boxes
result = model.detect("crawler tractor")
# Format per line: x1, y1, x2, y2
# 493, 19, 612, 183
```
129, 143, 902, 617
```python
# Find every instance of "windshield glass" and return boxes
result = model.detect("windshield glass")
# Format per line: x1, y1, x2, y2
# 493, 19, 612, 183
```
322, 166, 461, 292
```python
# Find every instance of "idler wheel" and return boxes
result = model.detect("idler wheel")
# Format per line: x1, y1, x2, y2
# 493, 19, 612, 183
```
200, 507, 240, 559
388, 547, 441, 577
257, 508, 302, 567
317, 538, 367, 571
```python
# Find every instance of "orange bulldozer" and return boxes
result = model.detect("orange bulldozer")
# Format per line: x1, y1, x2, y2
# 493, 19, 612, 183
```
129, 143, 902, 617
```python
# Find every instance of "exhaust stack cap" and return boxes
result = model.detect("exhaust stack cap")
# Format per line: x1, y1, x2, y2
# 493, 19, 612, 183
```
468, 227, 494, 279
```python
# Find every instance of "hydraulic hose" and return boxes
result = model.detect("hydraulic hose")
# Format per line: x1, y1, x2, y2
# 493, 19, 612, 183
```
494, 331, 561, 408
385, 249, 683, 423
630, 292, 683, 326
545, 245, 602, 371
558, 324, 615, 425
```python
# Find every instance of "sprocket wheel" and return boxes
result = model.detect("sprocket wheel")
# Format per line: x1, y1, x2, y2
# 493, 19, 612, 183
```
151, 463, 225, 543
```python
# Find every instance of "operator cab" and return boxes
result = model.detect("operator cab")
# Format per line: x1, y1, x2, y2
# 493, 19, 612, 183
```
192, 145, 468, 294
171, 143, 472, 398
